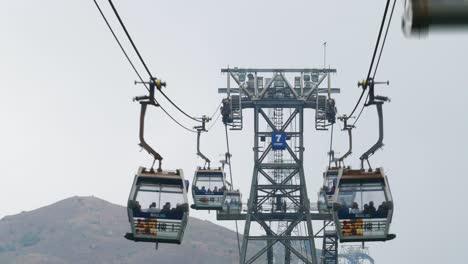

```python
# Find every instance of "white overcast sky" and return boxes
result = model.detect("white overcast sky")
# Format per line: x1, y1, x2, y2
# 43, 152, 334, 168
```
2, 1, 468, 263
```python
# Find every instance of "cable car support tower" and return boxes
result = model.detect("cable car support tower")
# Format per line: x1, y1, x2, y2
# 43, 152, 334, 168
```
219, 68, 339, 264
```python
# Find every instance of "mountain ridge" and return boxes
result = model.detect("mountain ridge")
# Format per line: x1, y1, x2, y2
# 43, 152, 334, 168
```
0, 196, 242, 264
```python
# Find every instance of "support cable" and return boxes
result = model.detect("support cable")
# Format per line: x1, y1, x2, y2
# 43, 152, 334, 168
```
328, 124, 334, 167
373, 0, 397, 79
94, 0, 197, 133
351, 0, 396, 127
107, 0, 202, 123
352, 93, 370, 127
207, 107, 222, 131
346, 0, 392, 121
93, 0, 145, 88
225, 125, 241, 256
158, 90, 204, 122
107, 0, 152, 79
159, 103, 198, 133
209, 102, 223, 120
365, 0, 391, 86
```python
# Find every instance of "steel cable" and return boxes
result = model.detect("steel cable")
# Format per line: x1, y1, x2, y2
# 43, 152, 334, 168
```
346, 0, 391, 121
351, 0, 396, 127
207, 107, 222, 131
373, 0, 397, 79
107, 0, 202, 123
94, 0, 197, 133
224, 125, 241, 256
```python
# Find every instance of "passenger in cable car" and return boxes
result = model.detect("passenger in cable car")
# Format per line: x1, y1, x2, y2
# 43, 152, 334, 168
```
130, 200, 142, 215
363, 204, 369, 214
337, 201, 350, 219
200, 186, 207, 194
368, 201, 376, 215
376, 202, 389, 218
169, 203, 182, 219
160, 202, 171, 215
220, 192, 242, 214
147, 202, 160, 213
350, 202, 361, 215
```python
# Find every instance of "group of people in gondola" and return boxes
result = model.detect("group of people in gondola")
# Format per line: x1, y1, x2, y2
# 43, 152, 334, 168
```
193, 185, 227, 195
132, 200, 188, 220
223, 198, 242, 212
338, 200, 389, 219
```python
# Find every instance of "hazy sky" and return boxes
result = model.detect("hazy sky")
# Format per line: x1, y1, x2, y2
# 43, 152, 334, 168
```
2, 1, 468, 263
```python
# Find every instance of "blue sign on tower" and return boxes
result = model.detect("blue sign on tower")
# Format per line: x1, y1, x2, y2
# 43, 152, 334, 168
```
271, 131, 287, 150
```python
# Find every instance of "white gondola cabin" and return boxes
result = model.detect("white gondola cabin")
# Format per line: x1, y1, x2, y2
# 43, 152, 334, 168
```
218, 190, 243, 215
125, 167, 189, 244
191, 167, 227, 210
321, 167, 342, 208
332, 168, 395, 242
317, 190, 329, 214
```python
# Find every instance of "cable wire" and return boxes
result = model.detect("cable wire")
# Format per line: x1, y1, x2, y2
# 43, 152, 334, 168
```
209, 102, 223, 120
225, 125, 241, 256
328, 124, 334, 167
107, 0, 153, 79
373, 0, 397, 79
207, 107, 221, 131
158, 90, 203, 122
107, 0, 202, 123
94, 0, 197, 133
365, 0, 391, 84
346, 0, 392, 122
346, 89, 367, 120
352, 92, 370, 127
94, 0, 145, 86
351, 0, 396, 128
158, 103, 198, 133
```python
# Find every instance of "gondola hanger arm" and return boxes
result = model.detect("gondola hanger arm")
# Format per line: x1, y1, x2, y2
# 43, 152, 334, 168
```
334, 115, 355, 167
358, 78, 390, 170
133, 79, 165, 171
194, 116, 212, 168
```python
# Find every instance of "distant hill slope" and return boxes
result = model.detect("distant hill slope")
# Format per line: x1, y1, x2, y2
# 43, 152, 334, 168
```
0, 196, 370, 264
0, 196, 243, 264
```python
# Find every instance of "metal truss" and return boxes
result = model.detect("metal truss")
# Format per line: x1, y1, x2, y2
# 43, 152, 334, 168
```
219, 68, 340, 264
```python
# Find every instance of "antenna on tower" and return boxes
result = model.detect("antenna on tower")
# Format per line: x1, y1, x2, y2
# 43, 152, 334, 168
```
323, 41, 327, 68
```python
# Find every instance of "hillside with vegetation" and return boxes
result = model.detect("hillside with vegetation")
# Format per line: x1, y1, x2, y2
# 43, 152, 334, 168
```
0, 196, 371, 263
0, 196, 243, 264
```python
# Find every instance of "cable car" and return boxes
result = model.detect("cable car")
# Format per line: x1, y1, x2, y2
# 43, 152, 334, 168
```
317, 190, 329, 214
322, 167, 342, 208
125, 167, 189, 244
191, 167, 227, 210
332, 168, 395, 243
218, 190, 243, 215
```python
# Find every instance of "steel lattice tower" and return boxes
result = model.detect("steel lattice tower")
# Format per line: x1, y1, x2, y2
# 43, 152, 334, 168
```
218, 68, 339, 264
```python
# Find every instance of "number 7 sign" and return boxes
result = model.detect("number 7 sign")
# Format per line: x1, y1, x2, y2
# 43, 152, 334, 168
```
271, 131, 287, 150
